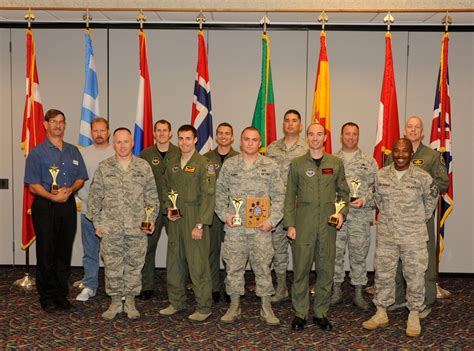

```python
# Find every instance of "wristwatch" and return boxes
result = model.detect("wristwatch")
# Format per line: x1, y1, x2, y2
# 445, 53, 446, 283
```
195, 223, 203, 230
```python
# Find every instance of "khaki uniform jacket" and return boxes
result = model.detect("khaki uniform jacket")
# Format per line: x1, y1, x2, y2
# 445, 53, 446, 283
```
162, 151, 216, 226
284, 151, 350, 243
375, 163, 438, 244
87, 156, 159, 236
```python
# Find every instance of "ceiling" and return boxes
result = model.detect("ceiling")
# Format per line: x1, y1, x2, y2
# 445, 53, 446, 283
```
0, 10, 473, 26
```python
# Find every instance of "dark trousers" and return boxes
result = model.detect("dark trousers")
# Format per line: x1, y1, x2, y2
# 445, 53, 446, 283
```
32, 196, 77, 306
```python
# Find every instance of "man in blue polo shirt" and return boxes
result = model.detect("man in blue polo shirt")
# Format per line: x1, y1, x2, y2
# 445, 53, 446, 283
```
24, 109, 88, 313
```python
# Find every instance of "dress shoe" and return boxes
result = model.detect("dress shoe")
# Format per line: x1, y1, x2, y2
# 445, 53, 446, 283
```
313, 317, 332, 331
55, 298, 74, 310
291, 316, 307, 331
212, 291, 221, 303
137, 290, 154, 300
41, 303, 57, 314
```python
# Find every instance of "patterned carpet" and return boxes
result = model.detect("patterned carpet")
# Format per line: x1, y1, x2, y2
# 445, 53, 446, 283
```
1, 266, 473, 349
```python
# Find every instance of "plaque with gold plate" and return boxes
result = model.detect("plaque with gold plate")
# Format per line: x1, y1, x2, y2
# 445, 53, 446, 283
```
245, 197, 270, 228
232, 197, 243, 226
168, 189, 182, 217
328, 199, 346, 227
141, 205, 155, 231
49, 164, 60, 194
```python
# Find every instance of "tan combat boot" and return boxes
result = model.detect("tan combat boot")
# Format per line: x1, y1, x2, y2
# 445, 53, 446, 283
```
159, 305, 179, 316
221, 294, 241, 323
260, 296, 280, 325
102, 295, 123, 320
124, 296, 140, 319
270, 273, 289, 303
189, 310, 212, 322
362, 307, 389, 330
406, 311, 421, 337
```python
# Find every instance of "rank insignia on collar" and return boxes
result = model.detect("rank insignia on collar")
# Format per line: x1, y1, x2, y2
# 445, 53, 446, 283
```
172, 165, 180, 173
152, 157, 160, 166
306, 168, 315, 177
184, 165, 196, 173
413, 159, 424, 166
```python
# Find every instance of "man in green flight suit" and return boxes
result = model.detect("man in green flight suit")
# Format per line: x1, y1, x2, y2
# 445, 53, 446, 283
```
387, 116, 449, 318
159, 124, 216, 322
204, 122, 239, 302
284, 123, 350, 331
138, 120, 180, 300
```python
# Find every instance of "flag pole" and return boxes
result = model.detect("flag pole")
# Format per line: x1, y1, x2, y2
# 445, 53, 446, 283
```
436, 13, 452, 299
14, 8, 37, 292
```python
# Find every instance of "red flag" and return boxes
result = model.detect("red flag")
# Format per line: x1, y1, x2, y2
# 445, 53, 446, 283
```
311, 31, 332, 153
373, 32, 400, 168
21, 29, 46, 249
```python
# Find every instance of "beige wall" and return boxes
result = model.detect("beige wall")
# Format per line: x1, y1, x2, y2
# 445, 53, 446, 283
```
1, 27, 472, 272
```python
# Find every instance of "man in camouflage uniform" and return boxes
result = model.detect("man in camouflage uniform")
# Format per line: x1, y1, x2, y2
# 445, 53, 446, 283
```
204, 122, 239, 302
87, 128, 159, 320
284, 123, 350, 331
363, 138, 438, 337
216, 127, 285, 325
266, 109, 308, 303
159, 125, 216, 322
330, 122, 377, 311
138, 119, 180, 301
386, 116, 449, 317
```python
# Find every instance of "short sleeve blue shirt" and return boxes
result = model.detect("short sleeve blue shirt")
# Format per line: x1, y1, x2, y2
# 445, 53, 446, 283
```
24, 138, 89, 190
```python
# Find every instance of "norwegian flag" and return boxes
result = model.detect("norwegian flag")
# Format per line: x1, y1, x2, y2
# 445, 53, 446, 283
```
191, 30, 213, 153
21, 29, 46, 249
373, 32, 400, 168
133, 29, 154, 156
430, 33, 453, 256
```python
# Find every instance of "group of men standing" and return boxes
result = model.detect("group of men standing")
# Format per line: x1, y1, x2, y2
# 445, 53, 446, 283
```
24, 108, 447, 337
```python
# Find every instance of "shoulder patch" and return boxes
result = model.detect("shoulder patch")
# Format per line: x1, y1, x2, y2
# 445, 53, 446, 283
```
430, 182, 439, 198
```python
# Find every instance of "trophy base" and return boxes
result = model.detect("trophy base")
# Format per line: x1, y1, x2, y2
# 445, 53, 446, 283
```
350, 196, 359, 203
328, 215, 339, 227
51, 185, 59, 195
232, 217, 242, 226
13, 273, 35, 291
170, 209, 182, 217
141, 222, 152, 231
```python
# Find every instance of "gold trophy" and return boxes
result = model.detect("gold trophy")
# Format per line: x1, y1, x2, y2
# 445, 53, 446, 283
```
350, 178, 361, 203
49, 164, 60, 194
141, 205, 154, 231
232, 197, 243, 226
168, 189, 182, 217
328, 198, 346, 227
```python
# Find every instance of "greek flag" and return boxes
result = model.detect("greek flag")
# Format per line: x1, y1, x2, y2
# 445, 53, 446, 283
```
79, 29, 100, 147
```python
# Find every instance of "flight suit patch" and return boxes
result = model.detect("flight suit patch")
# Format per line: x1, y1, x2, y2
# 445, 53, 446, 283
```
152, 157, 160, 166
184, 165, 196, 173
207, 164, 216, 175
306, 168, 315, 177
413, 159, 424, 166
322, 168, 334, 174
172, 165, 180, 173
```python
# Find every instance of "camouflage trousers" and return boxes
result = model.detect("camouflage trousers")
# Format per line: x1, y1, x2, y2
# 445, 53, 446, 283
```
271, 221, 289, 274
333, 215, 371, 285
373, 238, 428, 312
101, 231, 147, 296
222, 231, 275, 297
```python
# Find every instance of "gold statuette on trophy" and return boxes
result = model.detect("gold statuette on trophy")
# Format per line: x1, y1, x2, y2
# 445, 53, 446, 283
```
49, 164, 60, 194
350, 178, 361, 203
168, 189, 182, 217
141, 205, 154, 231
328, 199, 346, 227
232, 197, 243, 226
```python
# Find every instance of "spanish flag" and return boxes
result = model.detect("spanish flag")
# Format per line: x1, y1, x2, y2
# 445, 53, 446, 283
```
311, 31, 331, 153
252, 33, 276, 152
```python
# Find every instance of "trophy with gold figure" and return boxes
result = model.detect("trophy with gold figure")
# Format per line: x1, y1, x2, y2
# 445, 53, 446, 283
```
141, 205, 155, 231
328, 197, 346, 227
168, 189, 182, 217
49, 164, 60, 194
350, 178, 361, 203
232, 197, 243, 226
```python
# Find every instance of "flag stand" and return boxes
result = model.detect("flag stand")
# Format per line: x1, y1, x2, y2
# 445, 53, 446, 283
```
13, 248, 35, 291
435, 197, 451, 299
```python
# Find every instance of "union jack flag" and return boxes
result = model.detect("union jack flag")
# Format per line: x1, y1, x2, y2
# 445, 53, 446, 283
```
429, 33, 453, 256
191, 30, 213, 153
